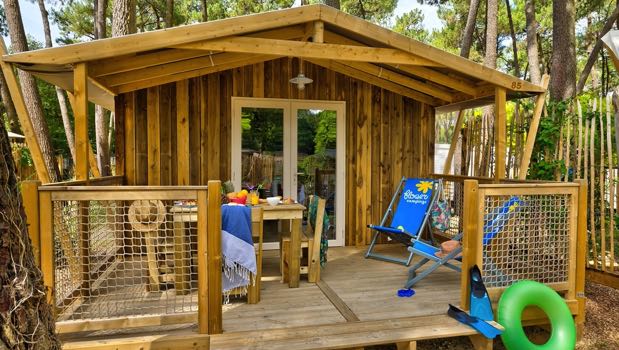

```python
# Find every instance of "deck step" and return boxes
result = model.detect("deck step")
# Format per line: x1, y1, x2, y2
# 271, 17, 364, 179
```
210, 314, 477, 350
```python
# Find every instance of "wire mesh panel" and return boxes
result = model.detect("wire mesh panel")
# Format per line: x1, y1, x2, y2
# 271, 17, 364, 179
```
480, 191, 574, 289
51, 194, 201, 322
440, 179, 464, 238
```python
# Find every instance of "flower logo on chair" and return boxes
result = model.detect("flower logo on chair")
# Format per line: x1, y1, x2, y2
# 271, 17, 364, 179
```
416, 181, 433, 194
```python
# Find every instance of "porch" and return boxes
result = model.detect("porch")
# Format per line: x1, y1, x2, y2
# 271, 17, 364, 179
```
20, 174, 586, 349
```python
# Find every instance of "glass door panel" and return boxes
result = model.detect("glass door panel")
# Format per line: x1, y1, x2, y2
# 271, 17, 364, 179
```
295, 109, 337, 241
240, 107, 285, 244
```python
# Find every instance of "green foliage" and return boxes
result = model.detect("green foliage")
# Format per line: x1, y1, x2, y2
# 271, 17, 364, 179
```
392, 9, 429, 43
527, 100, 570, 180
241, 108, 284, 153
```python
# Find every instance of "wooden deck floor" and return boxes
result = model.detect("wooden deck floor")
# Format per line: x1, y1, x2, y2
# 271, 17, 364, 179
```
62, 244, 468, 349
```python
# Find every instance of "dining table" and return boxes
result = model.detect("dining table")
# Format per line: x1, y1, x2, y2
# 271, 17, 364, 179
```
170, 202, 306, 290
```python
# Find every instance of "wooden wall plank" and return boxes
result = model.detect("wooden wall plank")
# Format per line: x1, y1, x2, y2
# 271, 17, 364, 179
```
123, 92, 136, 184
176, 80, 190, 185
207, 74, 221, 181
135, 90, 148, 185
159, 84, 173, 185
114, 94, 126, 178
147, 87, 161, 185
122, 58, 432, 246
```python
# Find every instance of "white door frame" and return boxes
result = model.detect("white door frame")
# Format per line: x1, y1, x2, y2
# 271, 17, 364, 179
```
231, 97, 346, 248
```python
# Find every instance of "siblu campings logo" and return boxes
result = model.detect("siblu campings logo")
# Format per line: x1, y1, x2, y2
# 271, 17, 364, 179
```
403, 189, 429, 204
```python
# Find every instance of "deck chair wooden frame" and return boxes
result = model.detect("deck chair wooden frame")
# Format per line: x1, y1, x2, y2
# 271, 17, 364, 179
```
281, 195, 326, 283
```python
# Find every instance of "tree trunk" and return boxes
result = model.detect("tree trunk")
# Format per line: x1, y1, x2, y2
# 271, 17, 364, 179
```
95, 0, 111, 176
0, 72, 19, 133
505, 0, 520, 77
4, 0, 59, 182
201, 0, 208, 21
480, 0, 499, 177
525, 0, 542, 84
324, 0, 340, 10
460, 0, 481, 58
0, 120, 61, 349
165, 0, 174, 28
550, 0, 576, 101
112, 0, 136, 36
576, 5, 619, 94
37, 0, 76, 164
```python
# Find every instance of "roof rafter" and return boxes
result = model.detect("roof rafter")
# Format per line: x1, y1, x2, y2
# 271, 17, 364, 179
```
322, 31, 477, 96
113, 55, 277, 94
338, 61, 453, 102
173, 36, 441, 67
90, 25, 307, 77
319, 5, 545, 94
307, 58, 439, 106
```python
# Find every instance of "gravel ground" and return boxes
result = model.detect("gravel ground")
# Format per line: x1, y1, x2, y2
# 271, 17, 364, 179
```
365, 281, 619, 350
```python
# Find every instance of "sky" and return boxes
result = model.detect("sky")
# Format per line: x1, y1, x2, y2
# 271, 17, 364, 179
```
17, 0, 443, 45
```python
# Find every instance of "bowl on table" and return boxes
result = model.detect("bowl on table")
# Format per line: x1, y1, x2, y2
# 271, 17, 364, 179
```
266, 197, 281, 206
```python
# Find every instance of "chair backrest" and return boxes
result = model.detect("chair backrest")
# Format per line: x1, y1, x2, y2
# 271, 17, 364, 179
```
307, 195, 327, 271
390, 178, 436, 235
251, 206, 264, 248
482, 196, 523, 245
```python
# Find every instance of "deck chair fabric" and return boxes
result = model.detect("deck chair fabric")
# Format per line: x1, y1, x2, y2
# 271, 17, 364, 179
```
365, 177, 440, 266
404, 196, 523, 289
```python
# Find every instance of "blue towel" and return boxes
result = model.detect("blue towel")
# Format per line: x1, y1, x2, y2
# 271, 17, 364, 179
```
222, 205, 253, 245
220, 205, 256, 295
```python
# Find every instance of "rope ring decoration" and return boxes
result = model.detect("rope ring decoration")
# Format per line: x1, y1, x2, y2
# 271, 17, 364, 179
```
127, 200, 167, 232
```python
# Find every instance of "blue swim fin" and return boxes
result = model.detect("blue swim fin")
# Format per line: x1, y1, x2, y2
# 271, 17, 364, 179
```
469, 265, 494, 321
447, 304, 504, 339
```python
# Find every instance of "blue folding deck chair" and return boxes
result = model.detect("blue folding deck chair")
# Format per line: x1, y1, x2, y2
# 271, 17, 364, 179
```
365, 177, 441, 266
404, 196, 522, 288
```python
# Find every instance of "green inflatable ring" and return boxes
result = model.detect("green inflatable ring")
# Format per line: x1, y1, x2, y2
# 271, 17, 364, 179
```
498, 280, 576, 350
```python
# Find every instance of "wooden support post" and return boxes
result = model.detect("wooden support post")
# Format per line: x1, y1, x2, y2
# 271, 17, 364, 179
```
197, 189, 209, 334
0, 38, 51, 183
469, 334, 493, 350
21, 181, 41, 266
575, 179, 588, 338
519, 74, 550, 179
494, 87, 506, 181
74, 63, 90, 181
313, 21, 324, 43
443, 109, 465, 175
39, 191, 55, 314
461, 180, 481, 309
207, 181, 222, 333
66, 92, 101, 178
396, 341, 417, 350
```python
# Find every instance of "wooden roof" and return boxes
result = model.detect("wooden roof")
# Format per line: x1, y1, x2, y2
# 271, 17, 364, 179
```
4, 4, 545, 111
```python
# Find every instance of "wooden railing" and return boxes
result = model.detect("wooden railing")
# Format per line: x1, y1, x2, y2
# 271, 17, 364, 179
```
458, 179, 586, 329
21, 180, 223, 335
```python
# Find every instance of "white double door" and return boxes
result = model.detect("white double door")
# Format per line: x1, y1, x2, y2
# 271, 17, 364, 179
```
231, 98, 345, 249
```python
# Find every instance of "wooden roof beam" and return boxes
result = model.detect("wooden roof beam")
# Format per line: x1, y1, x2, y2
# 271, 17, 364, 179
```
114, 55, 277, 94
90, 24, 307, 77
101, 52, 252, 87
323, 30, 476, 96
319, 4, 546, 94
3, 5, 321, 65
307, 58, 440, 106
173, 36, 441, 67
338, 61, 453, 102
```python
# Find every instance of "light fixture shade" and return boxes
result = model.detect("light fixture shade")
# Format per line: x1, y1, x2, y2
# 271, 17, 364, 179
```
290, 73, 313, 90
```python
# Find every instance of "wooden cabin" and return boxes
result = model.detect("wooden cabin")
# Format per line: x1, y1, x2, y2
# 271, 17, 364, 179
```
2, 5, 586, 350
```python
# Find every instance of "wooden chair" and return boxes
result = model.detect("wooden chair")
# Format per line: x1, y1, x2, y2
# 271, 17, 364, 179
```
229, 206, 264, 303
280, 196, 326, 283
